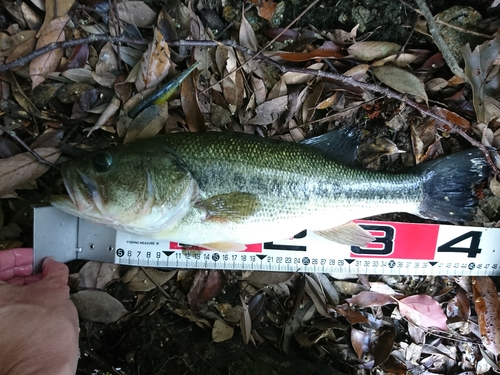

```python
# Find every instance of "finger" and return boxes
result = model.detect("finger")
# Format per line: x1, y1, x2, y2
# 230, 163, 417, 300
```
22, 273, 43, 285
0, 248, 33, 271
5, 277, 26, 286
0, 248, 34, 281
12, 248, 33, 267
41, 257, 69, 287
0, 249, 16, 272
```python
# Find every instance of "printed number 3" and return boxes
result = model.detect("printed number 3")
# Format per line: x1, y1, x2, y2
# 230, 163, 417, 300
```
351, 224, 395, 255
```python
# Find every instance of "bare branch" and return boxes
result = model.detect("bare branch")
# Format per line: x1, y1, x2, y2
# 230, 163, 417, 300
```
0, 35, 148, 73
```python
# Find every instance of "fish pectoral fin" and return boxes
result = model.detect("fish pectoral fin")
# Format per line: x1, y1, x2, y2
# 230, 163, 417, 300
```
200, 242, 247, 252
314, 221, 375, 246
199, 192, 260, 223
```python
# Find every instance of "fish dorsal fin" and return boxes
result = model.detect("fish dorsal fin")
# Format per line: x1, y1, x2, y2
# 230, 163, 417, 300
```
199, 192, 260, 223
200, 242, 247, 252
300, 128, 360, 166
314, 221, 375, 246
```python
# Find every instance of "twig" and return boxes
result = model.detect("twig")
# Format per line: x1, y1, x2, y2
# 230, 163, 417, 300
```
0, 125, 59, 169
413, 0, 465, 79
0, 35, 148, 73
400, 0, 492, 39
139, 266, 176, 302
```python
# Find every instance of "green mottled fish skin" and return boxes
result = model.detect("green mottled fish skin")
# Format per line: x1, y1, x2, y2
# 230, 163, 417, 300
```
51, 132, 486, 246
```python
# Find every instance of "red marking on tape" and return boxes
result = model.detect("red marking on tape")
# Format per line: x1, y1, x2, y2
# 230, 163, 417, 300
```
351, 220, 439, 260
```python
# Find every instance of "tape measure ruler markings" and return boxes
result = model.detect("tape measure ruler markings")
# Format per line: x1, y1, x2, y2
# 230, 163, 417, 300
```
33, 206, 500, 275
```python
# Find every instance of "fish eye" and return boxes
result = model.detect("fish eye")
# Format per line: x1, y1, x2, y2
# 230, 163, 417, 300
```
93, 152, 112, 172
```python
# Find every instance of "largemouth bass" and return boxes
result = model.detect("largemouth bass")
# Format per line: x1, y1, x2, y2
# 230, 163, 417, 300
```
50, 131, 488, 250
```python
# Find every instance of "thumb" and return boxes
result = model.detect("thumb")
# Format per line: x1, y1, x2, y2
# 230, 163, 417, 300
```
41, 257, 70, 288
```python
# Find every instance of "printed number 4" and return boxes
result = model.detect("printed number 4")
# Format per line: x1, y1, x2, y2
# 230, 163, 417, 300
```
437, 231, 482, 258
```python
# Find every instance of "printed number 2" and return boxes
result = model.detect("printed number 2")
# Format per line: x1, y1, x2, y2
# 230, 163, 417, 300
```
351, 224, 394, 255
437, 231, 482, 258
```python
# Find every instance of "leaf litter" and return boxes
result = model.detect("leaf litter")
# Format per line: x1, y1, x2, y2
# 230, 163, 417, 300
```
1, 0, 500, 373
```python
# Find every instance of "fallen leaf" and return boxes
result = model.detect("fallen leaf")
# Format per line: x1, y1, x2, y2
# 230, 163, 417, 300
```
181, 67, 206, 132
348, 41, 400, 61
397, 294, 448, 331
212, 319, 234, 343
248, 0, 276, 21
187, 270, 226, 311
37, 0, 75, 37
117, 1, 156, 27
239, 295, 252, 344
59, 43, 89, 71
346, 291, 397, 308
127, 268, 177, 292
463, 31, 500, 124
71, 290, 128, 323
239, 11, 258, 52
472, 276, 500, 356
282, 62, 323, 85
431, 106, 471, 131
136, 28, 171, 91
0, 148, 61, 197
30, 15, 69, 89
276, 41, 343, 62
246, 95, 288, 125
124, 103, 168, 143
372, 66, 428, 105
242, 271, 293, 285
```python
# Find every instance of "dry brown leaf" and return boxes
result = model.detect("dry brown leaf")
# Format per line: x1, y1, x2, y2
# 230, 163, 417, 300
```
276, 42, 343, 62
302, 81, 324, 124
239, 11, 258, 52
268, 78, 287, 100
212, 319, 234, 343
0, 148, 61, 197
21, 2, 42, 30
37, 0, 75, 37
472, 277, 500, 356
346, 291, 397, 308
247, 95, 287, 125
397, 295, 448, 331
327, 24, 359, 45
136, 28, 171, 92
124, 103, 168, 143
282, 62, 323, 85
373, 66, 428, 105
95, 42, 118, 75
117, 1, 156, 27
431, 107, 471, 131
371, 53, 418, 67
71, 290, 128, 324
30, 15, 69, 89
181, 69, 206, 132
239, 295, 251, 344
248, 0, 277, 21
348, 41, 400, 61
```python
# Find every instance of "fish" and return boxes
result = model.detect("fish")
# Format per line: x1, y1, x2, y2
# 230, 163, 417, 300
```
50, 131, 488, 251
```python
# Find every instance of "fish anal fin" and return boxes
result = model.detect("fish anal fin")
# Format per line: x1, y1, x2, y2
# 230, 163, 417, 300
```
314, 221, 375, 246
199, 192, 260, 223
201, 242, 247, 252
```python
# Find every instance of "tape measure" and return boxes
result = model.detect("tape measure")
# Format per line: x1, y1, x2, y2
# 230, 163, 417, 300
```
33, 206, 500, 275
113, 220, 500, 276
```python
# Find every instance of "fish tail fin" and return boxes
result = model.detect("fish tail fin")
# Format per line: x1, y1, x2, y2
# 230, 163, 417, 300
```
416, 149, 489, 222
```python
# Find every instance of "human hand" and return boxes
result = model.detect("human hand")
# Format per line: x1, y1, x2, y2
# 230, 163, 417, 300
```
0, 250, 79, 375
